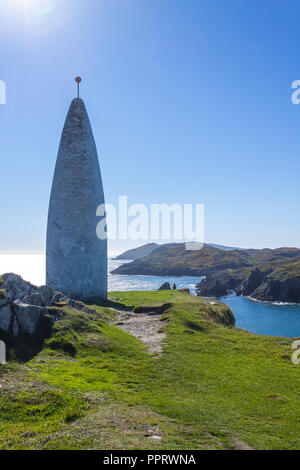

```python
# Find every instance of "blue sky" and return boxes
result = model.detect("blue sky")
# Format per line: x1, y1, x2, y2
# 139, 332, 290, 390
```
0, 0, 300, 254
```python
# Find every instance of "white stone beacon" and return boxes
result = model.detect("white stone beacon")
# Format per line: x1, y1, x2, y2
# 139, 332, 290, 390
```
46, 78, 107, 302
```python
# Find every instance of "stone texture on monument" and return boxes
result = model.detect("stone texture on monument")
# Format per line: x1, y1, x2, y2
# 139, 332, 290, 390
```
46, 98, 107, 302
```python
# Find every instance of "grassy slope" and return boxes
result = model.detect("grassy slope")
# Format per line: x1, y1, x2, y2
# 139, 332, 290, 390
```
0, 291, 299, 450
271, 259, 300, 281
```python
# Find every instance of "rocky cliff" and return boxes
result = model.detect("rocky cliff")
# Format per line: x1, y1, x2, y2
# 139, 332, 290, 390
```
113, 243, 300, 302
0, 273, 96, 359
196, 262, 300, 303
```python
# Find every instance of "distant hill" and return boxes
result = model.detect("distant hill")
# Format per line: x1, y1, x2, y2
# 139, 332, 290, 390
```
208, 243, 243, 251
112, 243, 300, 302
116, 242, 242, 261
115, 243, 160, 260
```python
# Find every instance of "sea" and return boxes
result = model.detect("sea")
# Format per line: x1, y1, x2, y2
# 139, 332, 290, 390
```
0, 255, 300, 338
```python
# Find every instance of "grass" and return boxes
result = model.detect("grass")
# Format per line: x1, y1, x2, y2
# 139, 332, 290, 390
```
271, 259, 300, 280
0, 290, 299, 450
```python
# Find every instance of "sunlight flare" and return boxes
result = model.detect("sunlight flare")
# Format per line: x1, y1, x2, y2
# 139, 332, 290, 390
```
8, 0, 55, 16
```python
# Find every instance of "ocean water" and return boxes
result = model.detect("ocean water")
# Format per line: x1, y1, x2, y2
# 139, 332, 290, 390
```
0, 255, 300, 338
108, 259, 202, 294
218, 294, 300, 338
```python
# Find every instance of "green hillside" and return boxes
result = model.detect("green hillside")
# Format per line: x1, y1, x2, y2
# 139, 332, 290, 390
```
0, 291, 299, 450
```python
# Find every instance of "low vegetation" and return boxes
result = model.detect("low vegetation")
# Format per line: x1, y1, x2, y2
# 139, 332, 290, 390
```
0, 291, 299, 450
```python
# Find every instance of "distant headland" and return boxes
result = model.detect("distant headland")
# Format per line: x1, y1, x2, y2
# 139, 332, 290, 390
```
112, 243, 300, 303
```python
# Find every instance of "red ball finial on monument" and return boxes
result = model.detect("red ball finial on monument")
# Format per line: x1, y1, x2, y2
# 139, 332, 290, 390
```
75, 77, 82, 99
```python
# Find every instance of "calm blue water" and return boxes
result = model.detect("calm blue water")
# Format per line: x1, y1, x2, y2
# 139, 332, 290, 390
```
109, 260, 300, 338
108, 259, 202, 295
218, 294, 300, 338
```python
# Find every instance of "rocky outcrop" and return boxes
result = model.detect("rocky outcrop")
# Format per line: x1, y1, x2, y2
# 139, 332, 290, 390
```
197, 271, 242, 298
0, 273, 99, 361
0, 273, 96, 342
236, 268, 266, 297
196, 265, 300, 303
2, 273, 37, 302
207, 304, 235, 327
197, 278, 229, 297
251, 276, 300, 303
158, 282, 171, 291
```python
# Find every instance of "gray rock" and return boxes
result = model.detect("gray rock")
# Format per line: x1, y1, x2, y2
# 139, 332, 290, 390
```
52, 292, 68, 304
1, 273, 36, 302
67, 299, 95, 314
0, 273, 97, 341
0, 304, 12, 332
13, 317, 19, 337
0, 289, 7, 307
37, 286, 54, 306
50, 309, 64, 323
14, 303, 46, 336
23, 293, 44, 307
158, 282, 171, 291
0, 298, 8, 307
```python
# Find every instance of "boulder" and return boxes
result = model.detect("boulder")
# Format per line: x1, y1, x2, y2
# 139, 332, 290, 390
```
52, 292, 68, 304
0, 273, 97, 344
13, 302, 46, 336
1, 273, 36, 301
67, 299, 95, 314
23, 293, 45, 307
37, 286, 54, 307
158, 282, 171, 291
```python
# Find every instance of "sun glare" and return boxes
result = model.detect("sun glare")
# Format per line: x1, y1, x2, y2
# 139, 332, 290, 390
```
1, 0, 80, 35
8, 0, 55, 16
10, 0, 39, 9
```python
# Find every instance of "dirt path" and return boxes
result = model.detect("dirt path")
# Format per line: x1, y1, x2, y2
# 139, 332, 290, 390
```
113, 310, 166, 354
112, 309, 255, 450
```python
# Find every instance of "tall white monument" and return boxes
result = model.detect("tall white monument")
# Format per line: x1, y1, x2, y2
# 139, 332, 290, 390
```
46, 78, 107, 302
